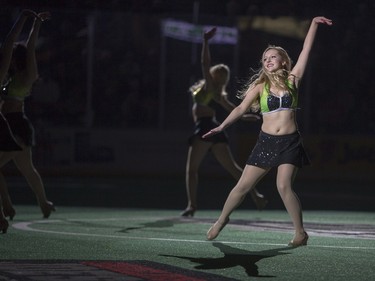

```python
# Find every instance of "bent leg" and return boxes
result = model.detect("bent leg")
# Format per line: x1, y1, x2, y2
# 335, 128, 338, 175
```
12, 147, 55, 218
218, 164, 268, 221
0, 203, 8, 233
0, 166, 10, 229
0, 171, 15, 220
183, 138, 212, 214
0, 152, 17, 219
211, 143, 268, 210
207, 165, 268, 240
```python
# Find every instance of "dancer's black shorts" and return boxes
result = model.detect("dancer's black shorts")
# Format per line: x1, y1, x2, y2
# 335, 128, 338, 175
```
0, 113, 22, 151
246, 130, 310, 168
4, 112, 35, 146
188, 117, 228, 145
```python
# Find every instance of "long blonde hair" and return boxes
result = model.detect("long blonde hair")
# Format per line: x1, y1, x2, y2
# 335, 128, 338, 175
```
189, 64, 230, 94
237, 46, 292, 111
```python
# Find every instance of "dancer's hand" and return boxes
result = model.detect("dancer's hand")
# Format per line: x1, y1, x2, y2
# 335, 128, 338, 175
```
202, 126, 222, 138
204, 27, 217, 41
313, 16, 332, 26
37, 12, 51, 22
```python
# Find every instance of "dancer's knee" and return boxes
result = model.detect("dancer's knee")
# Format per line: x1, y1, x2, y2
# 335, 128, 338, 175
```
276, 182, 293, 197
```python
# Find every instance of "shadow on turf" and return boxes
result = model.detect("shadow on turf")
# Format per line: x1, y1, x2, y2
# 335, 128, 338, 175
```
162, 242, 293, 278
65, 218, 187, 234
117, 218, 182, 233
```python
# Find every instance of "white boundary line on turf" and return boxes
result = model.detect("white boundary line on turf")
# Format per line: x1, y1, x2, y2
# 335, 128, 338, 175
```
41, 216, 375, 240
11, 219, 375, 251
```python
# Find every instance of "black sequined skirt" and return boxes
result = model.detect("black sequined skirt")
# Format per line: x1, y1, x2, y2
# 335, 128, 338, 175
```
246, 131, 310, 168
188, 117, 228, 145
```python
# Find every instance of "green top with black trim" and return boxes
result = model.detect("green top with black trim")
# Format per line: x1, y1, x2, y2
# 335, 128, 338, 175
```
260, 80, 298, 115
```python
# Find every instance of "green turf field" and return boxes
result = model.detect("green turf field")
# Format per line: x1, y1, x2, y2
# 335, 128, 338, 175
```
1, 206, 374, 281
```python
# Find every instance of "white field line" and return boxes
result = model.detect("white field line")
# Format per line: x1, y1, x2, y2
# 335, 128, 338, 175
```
11, 219, 375, 251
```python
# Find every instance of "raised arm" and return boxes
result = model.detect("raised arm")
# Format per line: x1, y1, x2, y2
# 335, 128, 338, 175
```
290, 16, 332, 85
0, 10, 37, 84
24, 11, 51, 86
201, 27, 216, 88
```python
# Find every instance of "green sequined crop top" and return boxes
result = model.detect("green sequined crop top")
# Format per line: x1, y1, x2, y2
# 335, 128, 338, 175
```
260, 80, 298, 115
190, 83, 218, 107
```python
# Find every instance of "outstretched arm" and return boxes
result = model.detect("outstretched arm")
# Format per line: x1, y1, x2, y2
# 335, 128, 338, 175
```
218, 94, 260, 121
203, 84, 262, 138
24, 11, 51, 86
201, 27, 216, 89
0, 10, 37, 84
290, 16, 332, 85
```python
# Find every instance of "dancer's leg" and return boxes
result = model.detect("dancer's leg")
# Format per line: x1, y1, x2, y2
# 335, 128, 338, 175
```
207, 165, 268, 240
211, 143, 268, 210
182, 138, 212, 216
276, 164, 308, 245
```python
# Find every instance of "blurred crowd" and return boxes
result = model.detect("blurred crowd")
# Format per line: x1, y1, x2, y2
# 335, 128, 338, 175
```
0, 0, 373, 134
